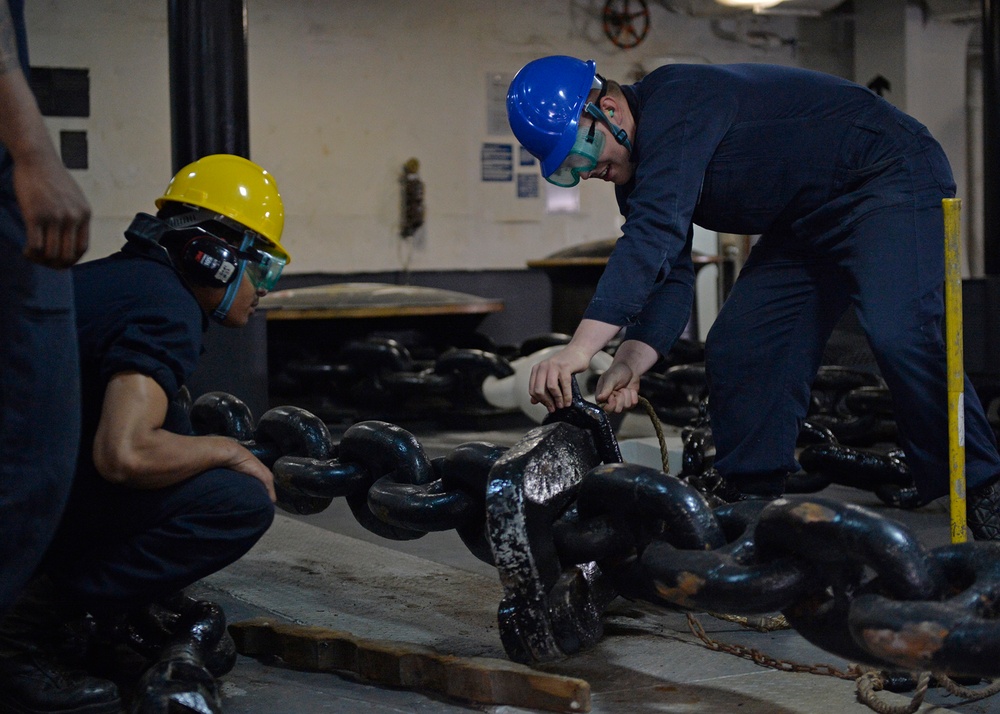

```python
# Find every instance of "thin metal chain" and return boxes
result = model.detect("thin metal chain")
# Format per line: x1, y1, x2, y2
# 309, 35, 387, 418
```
706, 612, 789, 632
688, 614, 941, 714
685, 613, 863, 680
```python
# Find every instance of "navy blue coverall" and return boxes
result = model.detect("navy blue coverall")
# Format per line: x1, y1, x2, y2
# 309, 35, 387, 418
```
584, 63, 1000, 500
0, 0, 81, 616
39, 218, 274, 615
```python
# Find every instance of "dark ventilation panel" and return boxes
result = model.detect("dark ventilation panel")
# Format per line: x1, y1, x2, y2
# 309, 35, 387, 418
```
28, 67, 89, 117
59, 130, 87, 170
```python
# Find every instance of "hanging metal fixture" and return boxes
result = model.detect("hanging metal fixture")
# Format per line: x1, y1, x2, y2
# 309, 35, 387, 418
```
713, 0, 846, 15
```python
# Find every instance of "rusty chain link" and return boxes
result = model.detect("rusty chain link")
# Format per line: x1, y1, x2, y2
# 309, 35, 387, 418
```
188, 380, 1000, 708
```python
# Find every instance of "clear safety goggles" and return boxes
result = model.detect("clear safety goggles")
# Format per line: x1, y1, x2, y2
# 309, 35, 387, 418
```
546, 119, 606, 188
231, 231, 286, 292
241, 239, 286, 292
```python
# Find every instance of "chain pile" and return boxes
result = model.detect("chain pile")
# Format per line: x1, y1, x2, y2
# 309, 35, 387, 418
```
275, 336, 522, 421
188, 382, 1000, 704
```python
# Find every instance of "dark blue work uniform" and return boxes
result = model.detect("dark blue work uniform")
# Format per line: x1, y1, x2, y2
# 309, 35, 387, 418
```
39, 219, 274, 615
586, 63, 1000, 500
0, 0, 81, 615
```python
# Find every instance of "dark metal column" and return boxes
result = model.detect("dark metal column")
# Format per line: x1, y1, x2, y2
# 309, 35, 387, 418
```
167, 0, 249, 170
984, 0, 1000, 274
167, 0, 269, 420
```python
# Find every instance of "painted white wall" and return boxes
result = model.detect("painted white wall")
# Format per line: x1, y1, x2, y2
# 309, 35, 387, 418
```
854, 0, 979, 273
904, 6, 979, 275
24, 1, 172, 259
22, 1, 970, 279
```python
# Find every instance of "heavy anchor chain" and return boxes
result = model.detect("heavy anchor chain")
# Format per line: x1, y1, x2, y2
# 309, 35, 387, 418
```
808, 365, 897, 447
190, 391, 504, 553
486, 377, 624, 664
635, 362, 922, 508
128, 600, 229, 714
676, 403, 922, 509
281, 337, 515, 414
189, 387, 1000, 688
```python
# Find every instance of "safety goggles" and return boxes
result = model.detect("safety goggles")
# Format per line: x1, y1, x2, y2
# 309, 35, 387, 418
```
546, 119, 606, 188
241, 239, 286, 292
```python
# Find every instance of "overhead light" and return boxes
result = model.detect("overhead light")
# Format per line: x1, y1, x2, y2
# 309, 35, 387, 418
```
715, 0, 787, 8
714, 0, 846, 13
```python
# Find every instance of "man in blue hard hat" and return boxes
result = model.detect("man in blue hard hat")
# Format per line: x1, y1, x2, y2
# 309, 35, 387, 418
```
507, 56, 1000, 537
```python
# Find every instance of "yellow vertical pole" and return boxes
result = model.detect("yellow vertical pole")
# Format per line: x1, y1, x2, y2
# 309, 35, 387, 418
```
943, 198, 967, 544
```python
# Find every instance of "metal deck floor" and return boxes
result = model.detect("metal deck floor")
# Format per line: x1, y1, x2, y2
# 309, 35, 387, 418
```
194, 415, 1000, 714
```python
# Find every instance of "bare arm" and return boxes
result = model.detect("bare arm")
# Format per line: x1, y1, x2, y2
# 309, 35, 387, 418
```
92, 371, 276, 501
0, 2, 90, 267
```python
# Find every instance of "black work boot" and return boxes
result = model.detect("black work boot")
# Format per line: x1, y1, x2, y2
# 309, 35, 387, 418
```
0, 577, 121, 714
967, 478, 1000, 541
0, 653, 121, 714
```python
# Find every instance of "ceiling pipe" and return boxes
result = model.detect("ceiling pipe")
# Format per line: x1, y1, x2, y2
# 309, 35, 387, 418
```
167, 0, 249, 172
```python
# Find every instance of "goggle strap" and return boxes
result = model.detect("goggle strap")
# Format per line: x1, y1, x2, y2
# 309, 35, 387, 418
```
228, 240, 269, 266
583, 102, 632, 153
583, 74, 632, 153
212, 262, 246, 322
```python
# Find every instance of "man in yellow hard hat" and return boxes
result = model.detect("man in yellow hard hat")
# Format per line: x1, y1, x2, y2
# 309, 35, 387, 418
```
0, 154, 289, 713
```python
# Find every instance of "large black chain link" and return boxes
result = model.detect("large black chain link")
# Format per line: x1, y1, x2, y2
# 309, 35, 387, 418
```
188, 384, 1000, 682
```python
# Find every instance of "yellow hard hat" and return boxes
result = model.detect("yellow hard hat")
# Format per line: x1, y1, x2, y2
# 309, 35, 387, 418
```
156, 154, 290, 263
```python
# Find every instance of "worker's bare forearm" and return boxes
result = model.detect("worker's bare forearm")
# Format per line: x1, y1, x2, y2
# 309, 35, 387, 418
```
94, 371, 264, 490
567, 318, 623, 358
94, 428, 251, 489
610, 339, 660, 377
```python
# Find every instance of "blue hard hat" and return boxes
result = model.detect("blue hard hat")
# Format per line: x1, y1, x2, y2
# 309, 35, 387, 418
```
506, 56, 598, 178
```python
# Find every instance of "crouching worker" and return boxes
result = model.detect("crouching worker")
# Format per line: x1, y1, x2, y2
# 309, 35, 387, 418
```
0, 154, 290, 713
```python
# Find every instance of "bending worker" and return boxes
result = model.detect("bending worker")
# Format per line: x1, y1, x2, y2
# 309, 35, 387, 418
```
0, 154, 288, 713
506, 56, 1000, 537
